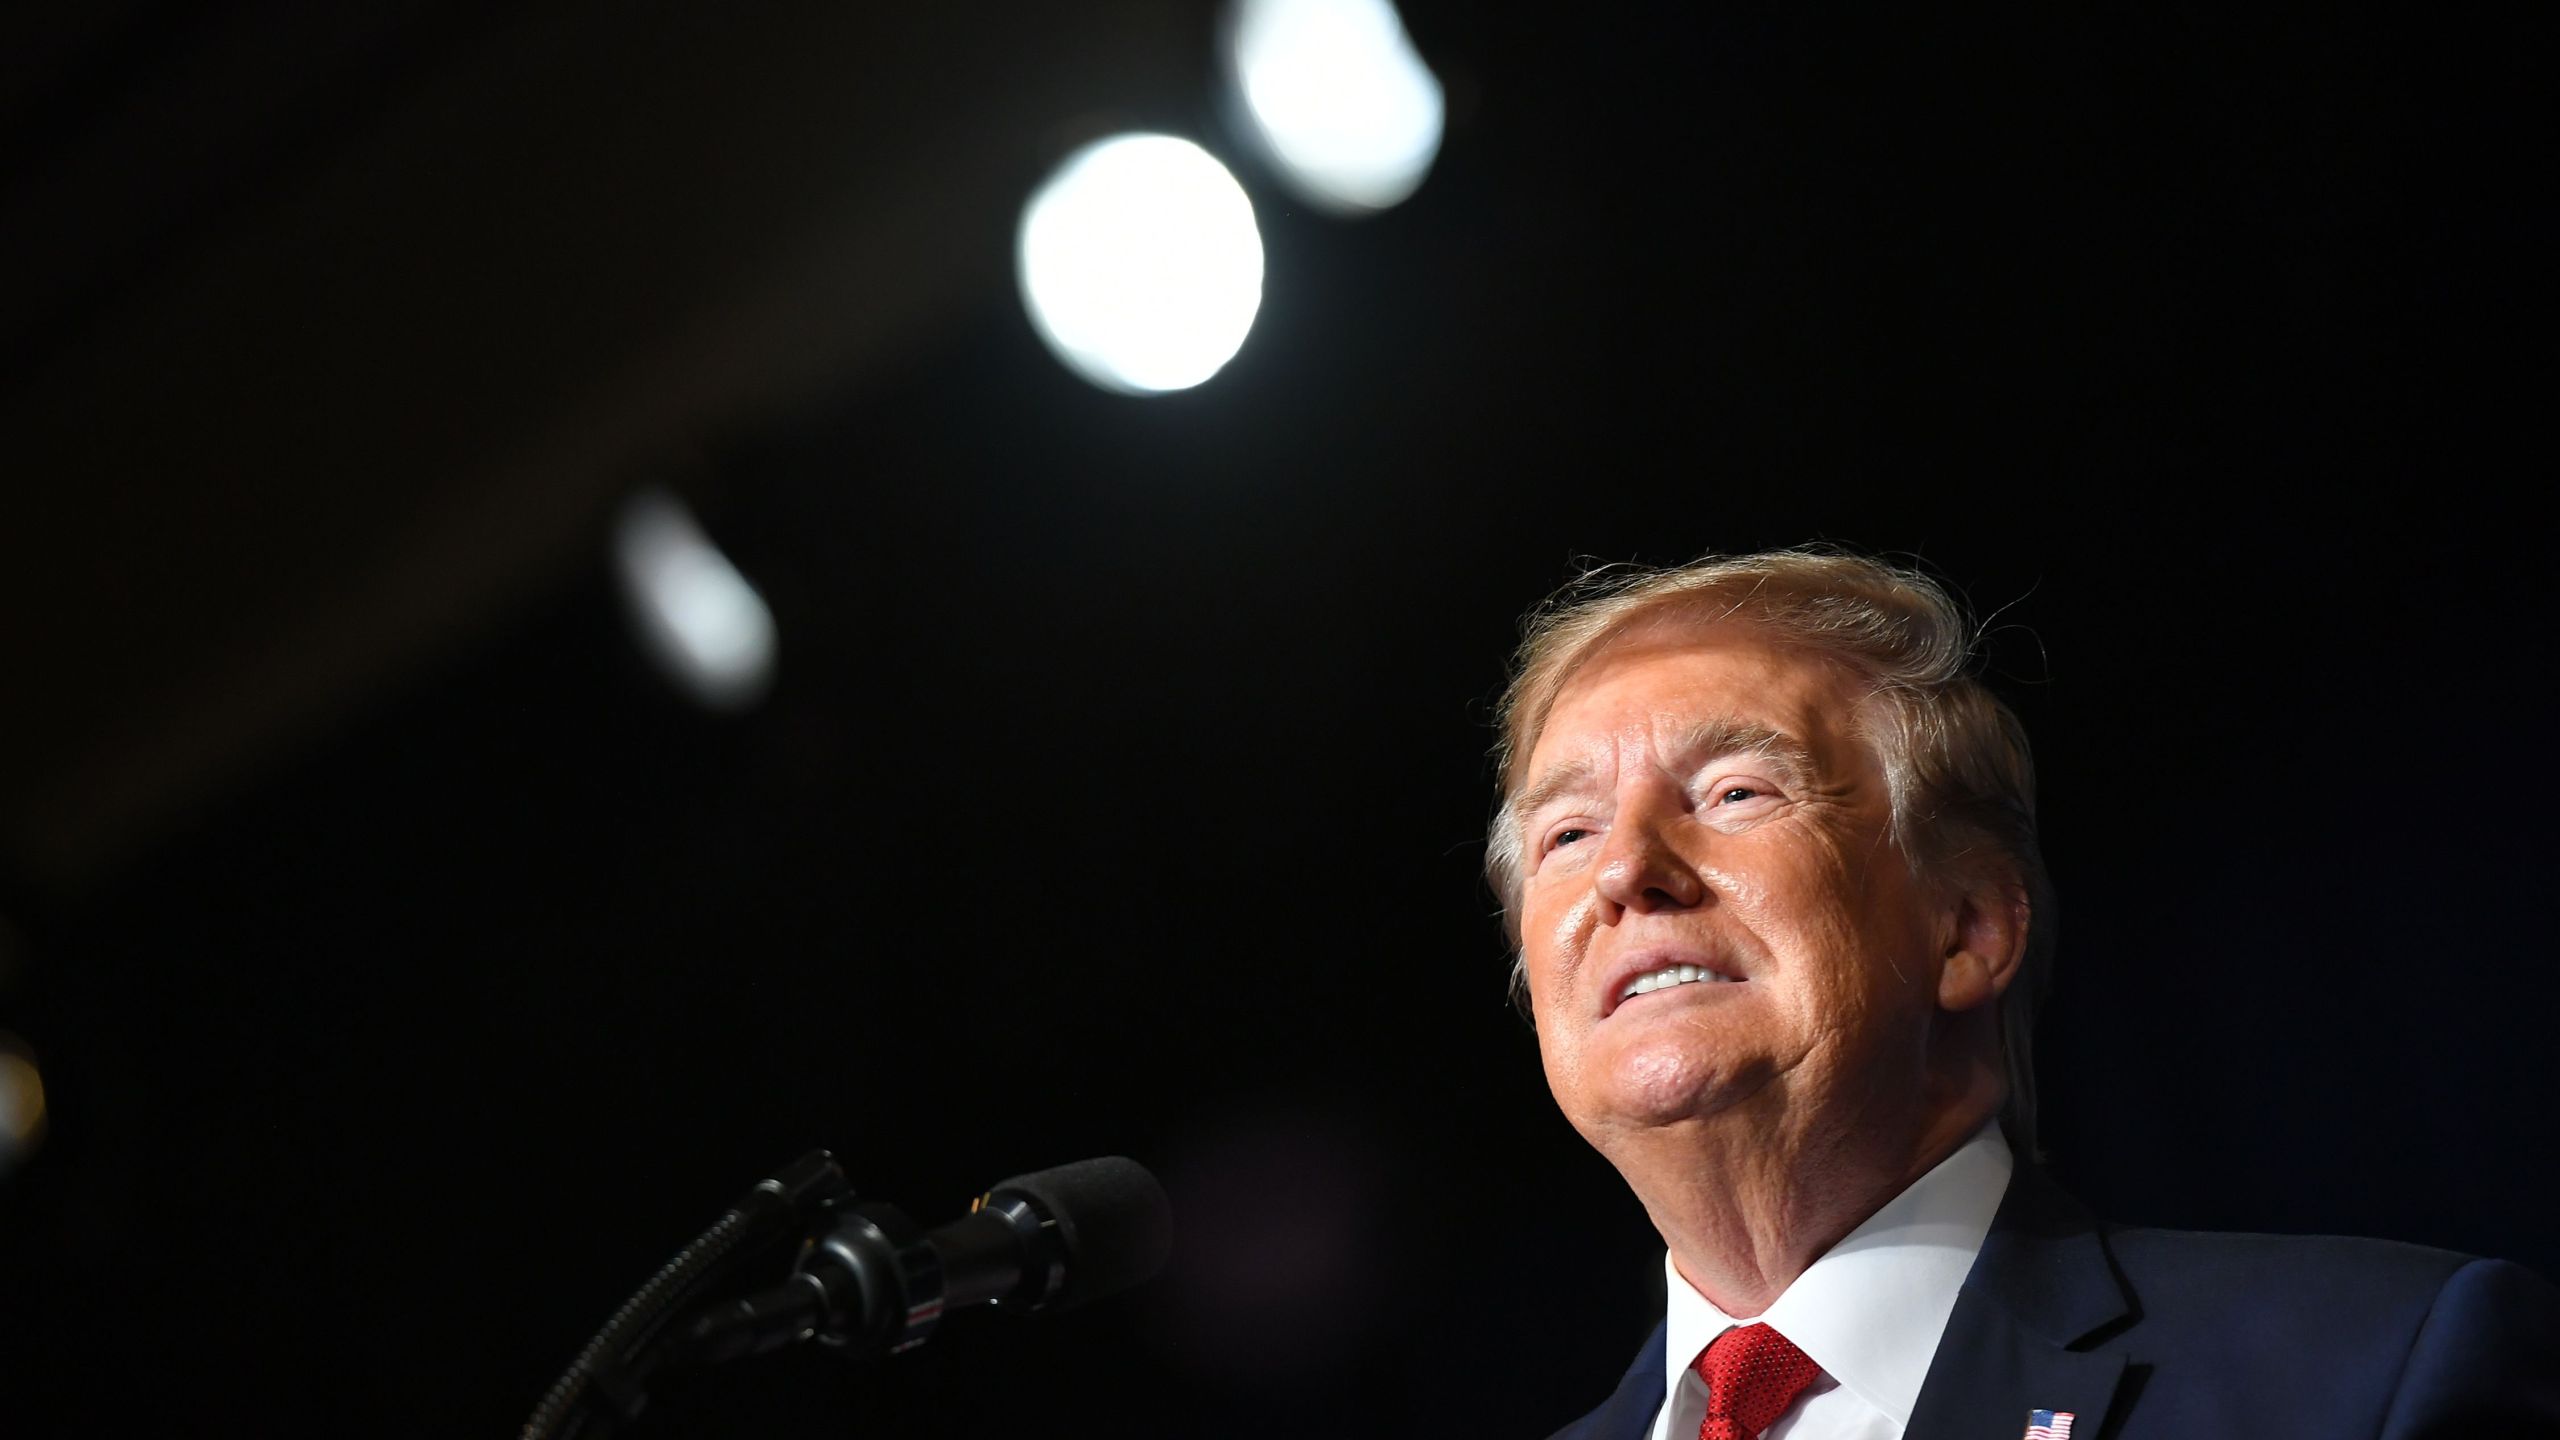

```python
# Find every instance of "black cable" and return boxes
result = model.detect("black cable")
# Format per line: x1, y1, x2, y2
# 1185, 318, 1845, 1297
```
521, 1153, 846, 1440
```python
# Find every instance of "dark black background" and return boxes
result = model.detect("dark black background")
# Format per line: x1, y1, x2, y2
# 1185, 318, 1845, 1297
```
2, 5, 2554, 1436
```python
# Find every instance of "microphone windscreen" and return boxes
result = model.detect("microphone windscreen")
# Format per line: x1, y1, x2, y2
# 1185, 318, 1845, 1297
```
991, 1156, 1174, 1309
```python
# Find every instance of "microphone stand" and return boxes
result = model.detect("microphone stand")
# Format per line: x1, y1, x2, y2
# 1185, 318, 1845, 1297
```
520, 1151, 852, 1440
522, 1150, 1167, 1438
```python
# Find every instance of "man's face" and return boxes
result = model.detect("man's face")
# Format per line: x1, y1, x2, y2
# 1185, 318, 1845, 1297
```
1514, 622, 1953, 1153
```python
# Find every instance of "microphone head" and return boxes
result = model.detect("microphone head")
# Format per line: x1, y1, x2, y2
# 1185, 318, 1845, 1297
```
988, 1156, 1173, 1310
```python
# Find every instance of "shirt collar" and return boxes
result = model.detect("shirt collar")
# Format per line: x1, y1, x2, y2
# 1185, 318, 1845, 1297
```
1660, 1124, 2014, 1428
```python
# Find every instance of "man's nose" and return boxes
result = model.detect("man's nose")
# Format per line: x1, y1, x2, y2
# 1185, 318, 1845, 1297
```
1591, 810, 1706, 920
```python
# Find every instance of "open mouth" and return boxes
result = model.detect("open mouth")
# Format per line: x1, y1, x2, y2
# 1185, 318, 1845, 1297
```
1617, 963, 1743, 1003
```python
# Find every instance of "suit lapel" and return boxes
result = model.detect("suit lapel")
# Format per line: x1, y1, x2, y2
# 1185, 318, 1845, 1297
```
1902, 1289, 2126, 1440
1903, 1167, 2130, 1440
1555, 1320, 1666, 1440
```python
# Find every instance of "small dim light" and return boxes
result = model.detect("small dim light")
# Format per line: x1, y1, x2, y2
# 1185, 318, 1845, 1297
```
0, 1045, 44, 1176
613, 489, 777, 712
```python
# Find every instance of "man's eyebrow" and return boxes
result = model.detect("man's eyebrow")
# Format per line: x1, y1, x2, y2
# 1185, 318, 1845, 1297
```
1509, 717, 1818, 822
1666, 717, 1818, 789
1511, 754, 1606, 823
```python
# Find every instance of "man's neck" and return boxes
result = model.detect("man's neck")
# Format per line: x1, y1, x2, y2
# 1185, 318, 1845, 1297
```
1626, 1100, 1994, 1318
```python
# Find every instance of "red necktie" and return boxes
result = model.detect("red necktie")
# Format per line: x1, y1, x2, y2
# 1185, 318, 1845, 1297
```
1693, 1323, 1820, 1440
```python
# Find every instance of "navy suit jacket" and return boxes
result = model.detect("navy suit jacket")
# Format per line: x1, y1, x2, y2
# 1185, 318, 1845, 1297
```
1548, 1166, 2560, 1439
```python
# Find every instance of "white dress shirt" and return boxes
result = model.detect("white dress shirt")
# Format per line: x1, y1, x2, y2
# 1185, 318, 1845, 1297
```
1648, 1125, 2013, 1440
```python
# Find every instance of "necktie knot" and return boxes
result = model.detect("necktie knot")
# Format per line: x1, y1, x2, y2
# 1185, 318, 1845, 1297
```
1692, 1323, 1819, 1440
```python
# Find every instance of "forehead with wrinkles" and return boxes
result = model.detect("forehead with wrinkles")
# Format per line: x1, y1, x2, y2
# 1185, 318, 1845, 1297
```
1512, 625, 1871, 812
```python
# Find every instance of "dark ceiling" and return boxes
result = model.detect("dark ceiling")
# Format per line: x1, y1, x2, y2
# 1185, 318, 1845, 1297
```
2, 4, 2553, 1437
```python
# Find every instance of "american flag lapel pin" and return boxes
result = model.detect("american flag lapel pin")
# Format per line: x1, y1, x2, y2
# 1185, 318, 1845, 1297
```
2022, 1410, 2075, 1440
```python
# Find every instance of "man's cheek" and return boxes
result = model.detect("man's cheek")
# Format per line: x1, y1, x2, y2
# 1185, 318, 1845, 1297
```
1539, 889, 1601, 961
1703, 862, 1765, 912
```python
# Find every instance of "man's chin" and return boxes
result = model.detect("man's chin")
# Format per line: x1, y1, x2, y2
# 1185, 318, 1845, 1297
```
1579, 1055, 1758, 1137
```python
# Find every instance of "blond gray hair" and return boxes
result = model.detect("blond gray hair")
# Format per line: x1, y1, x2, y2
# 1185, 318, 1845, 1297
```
1486, 547, 2055, 1154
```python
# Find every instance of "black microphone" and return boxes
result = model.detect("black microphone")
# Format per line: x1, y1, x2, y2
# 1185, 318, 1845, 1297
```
682, 1156, 1172, 1362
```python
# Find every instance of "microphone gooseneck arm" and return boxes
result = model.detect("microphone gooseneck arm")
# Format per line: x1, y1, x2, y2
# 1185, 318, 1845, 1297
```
520, 1153, 1172, 1440
520, 1150, 852, 1440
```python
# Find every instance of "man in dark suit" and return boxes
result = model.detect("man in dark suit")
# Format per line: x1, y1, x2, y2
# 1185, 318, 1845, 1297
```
1485, 549, 2559, 1440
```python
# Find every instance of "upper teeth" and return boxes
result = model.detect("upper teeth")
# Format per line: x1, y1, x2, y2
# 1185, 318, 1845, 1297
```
1622, 964, 1736, 999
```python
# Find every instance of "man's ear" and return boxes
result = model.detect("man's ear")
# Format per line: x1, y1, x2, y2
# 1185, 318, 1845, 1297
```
1936, 874, 2029, 1014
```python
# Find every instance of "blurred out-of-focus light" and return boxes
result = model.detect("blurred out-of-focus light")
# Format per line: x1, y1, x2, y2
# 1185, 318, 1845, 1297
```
1017, 134, 1264, 394
1227, 0, 1443, 214
613, 489, 776, 713
0, 1040, 43, 1177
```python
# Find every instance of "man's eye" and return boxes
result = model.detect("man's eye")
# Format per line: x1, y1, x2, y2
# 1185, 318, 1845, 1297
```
1548, 827, 1593, 851
1714, 785, 1770, 806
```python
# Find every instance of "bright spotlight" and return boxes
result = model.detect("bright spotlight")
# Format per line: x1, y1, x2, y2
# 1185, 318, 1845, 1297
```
1227, 0, 1443, 215
613, 489, 776, 713
1017, 133, 1265, 395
